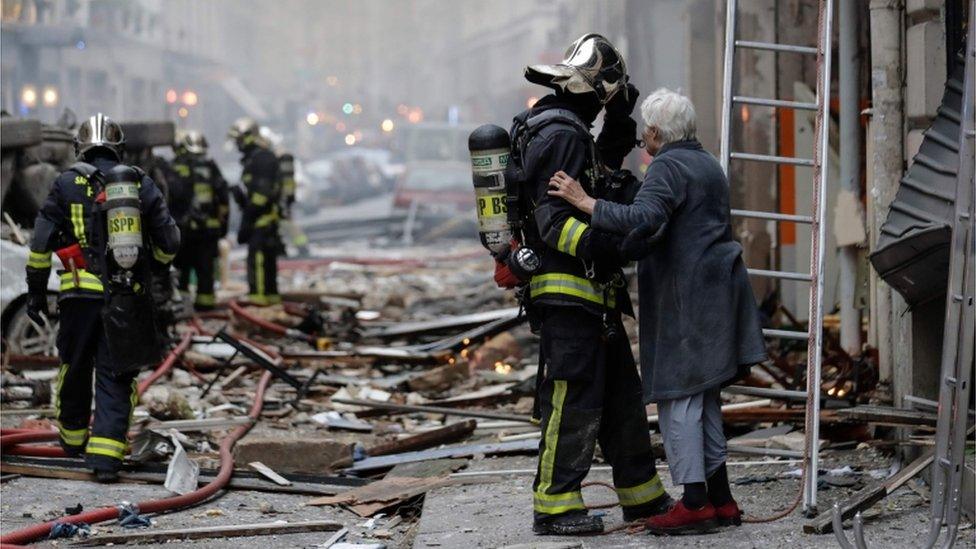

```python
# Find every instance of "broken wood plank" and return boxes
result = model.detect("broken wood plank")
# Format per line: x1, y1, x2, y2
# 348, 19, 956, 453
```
835, 404, 937, 427
72, 520, 343, 546
332, 397, 532, 423
307, 475, 453, 517
343, 438, 539, 473
332, 420, 478, 470
249, 461, 292, 486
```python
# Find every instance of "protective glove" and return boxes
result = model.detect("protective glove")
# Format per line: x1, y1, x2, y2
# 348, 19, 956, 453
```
26, 292, 50, 327
605, 83, 640, 119
493, 241, 540, 288
620, 221, 668, 261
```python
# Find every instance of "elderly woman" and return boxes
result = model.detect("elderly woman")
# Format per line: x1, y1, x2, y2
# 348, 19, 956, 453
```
548, 88, 767, 535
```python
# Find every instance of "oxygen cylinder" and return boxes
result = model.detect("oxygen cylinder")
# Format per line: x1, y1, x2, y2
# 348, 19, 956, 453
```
468, 124, 513, 254
103, 165, 142, 269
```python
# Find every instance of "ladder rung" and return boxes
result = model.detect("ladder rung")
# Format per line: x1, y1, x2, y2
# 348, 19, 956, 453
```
733, 96, 818, 111
735, 40, 818, 55
731, 209, 814, 224
748, 268, 813, 282
731, 152, 815, 167
763, 328, 808, 340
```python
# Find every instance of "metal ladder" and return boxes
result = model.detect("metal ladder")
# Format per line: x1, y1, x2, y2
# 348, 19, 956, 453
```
836, 5, 976, 547
719, 0, 834, 515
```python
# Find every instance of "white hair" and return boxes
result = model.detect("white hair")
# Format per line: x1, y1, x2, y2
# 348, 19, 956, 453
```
640, 88, 697, 144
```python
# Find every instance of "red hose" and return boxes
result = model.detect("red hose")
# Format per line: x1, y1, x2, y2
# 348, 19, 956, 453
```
136, 331, 195, 395
0, 371, 273, 546
228, 300, 315, 344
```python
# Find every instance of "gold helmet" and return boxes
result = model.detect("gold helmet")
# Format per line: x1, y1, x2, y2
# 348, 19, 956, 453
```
525, 33, 629, 105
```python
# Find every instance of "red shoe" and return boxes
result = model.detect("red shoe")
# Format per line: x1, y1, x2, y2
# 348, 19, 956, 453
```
714, 500, 742, 526
645, 500, 718, 535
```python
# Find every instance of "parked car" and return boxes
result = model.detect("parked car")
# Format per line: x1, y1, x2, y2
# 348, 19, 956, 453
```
392, 161, 473, 213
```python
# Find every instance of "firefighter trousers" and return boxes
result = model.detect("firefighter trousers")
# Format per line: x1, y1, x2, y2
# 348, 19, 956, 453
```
54, 298, 138, 472
532, 305, 665, 518
246, 236, 280, 305
176, 233, 219, 309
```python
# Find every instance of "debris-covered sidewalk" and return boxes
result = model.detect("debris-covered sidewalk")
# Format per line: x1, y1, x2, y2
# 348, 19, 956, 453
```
2, 242, 973, 548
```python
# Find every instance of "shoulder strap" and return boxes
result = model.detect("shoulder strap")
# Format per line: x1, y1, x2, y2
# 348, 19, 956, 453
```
67, 161, 99, 178
516, 108, 601, 177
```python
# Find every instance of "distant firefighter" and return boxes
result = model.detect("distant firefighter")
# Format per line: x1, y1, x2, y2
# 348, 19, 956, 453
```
169, 130, 229, 310
228, 118, 282, 305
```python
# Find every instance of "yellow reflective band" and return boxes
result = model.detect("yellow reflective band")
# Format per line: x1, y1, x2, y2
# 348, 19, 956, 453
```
266, 294, 281, 305
255, 250, 265, 297
251, 192, 268, 206
86, 437, 126, 459
194, 183, 214, 203
174, 164, 191, 177
153, 245, 176, 263
59, 426, 88, 447
529, 273, 615, 308
557, 217, 588, 257
255, 210, 279, 228
59, 270, 103, 292
248, 294, 269, 306
537, 380, 567, 499
129, 377, 138, 426
28, 250, 52, 269
70, 203, 87, 246
196, 293, 216, 306
54, 363, 67, 420
615, 475, 666, 507
533, 490, 586, 515
205, 218, 222, 228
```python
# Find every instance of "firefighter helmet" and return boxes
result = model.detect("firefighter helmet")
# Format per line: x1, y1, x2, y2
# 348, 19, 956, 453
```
525, 33, 629, 105
75, 113, 125, 160
227, 117, 260, 152
177, 130, 208, 155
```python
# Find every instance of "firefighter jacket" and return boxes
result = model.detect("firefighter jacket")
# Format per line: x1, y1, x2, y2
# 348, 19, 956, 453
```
169, 152, 229, 237
237, 146, 281, 246
512, 95, 635, 315
26, 155, 180, 300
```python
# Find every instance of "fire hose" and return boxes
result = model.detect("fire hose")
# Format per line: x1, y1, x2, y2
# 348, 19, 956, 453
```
0, 370, 273, 547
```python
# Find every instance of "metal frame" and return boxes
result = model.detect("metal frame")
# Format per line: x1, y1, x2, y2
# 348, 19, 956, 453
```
836, 3, 976, 547
719, 0, 834, 515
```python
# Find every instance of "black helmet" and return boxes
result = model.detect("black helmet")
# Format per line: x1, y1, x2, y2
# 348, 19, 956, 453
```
75, 113, 125, 160
525, 33, 628, 105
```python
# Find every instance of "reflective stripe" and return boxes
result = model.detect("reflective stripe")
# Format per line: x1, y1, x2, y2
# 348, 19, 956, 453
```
529, 273, 614, 308
60, 426, 87, 447
533, 490, 586, 514
86, 436, 126, 460
196, 293, 216, 306
266, 294, 281, 305
248, 294, 269, 306
173, 164, 191, 177
129, 377, 138, 425
535, 380, 567, 510
251, 192, 268, 206
28, 251, 52, 269
255, 209, 279, 228
70, 203, 87, 246
205, 218, 222, 228
255, 250, 265, 297
153, 245, 176, 263
557, 217, 587, 257
54, 363, 67, 420
615, 475, 666, 507
59, 270, 103, 292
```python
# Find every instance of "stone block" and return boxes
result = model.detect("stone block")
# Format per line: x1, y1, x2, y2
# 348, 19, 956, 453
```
906, 0, 941, 16
905, 129, 925, 166
233, 437, 353, 473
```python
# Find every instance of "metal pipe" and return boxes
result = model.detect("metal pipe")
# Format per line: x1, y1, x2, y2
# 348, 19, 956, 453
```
802, 0, 834, 517
838, 0, 864, 357
719, 0, 737, 176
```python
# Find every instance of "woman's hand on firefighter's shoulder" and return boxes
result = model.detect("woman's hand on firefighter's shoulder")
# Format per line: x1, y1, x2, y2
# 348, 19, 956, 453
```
548, 171, 596, 215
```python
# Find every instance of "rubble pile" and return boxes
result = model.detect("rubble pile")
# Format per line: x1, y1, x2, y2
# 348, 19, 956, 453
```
0, 247, 964, 547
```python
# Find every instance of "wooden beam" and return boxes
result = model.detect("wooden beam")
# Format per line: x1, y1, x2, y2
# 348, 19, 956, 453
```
72, 520, 343, 546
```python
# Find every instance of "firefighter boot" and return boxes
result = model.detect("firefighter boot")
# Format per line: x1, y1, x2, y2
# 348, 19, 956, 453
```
533, 510, 604, 535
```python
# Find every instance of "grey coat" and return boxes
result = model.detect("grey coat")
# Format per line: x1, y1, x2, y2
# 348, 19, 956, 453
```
592, 140, 767, 402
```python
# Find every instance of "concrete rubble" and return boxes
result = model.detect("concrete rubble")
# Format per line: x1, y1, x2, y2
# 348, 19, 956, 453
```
2, 242, 973, 548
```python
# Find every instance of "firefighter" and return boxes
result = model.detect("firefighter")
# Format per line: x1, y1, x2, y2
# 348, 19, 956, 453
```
169, 130, 229, 310
500, 34, 673, 534
277, 151, 309, 256
227, 118, 281, 305
25, 113, 180, 482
